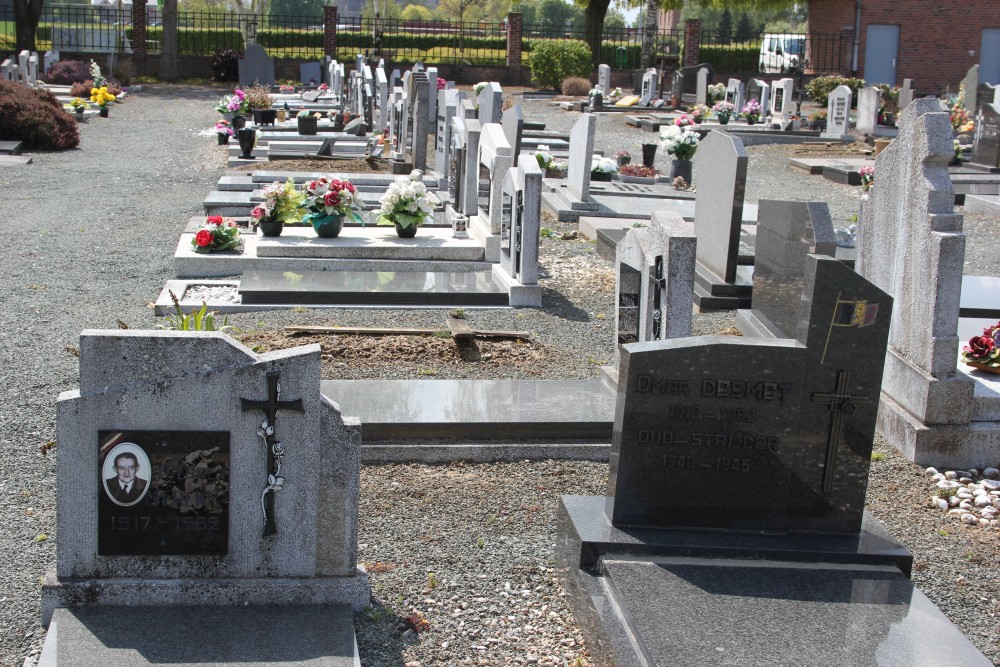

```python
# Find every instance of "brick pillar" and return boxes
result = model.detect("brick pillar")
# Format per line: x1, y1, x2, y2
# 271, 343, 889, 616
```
683, 19, 701, 67
132, 1, 147, 57
506, 12, 523, 67
324, 5, 338, 59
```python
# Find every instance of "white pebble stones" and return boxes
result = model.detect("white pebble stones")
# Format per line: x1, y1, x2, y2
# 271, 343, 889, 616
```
928, 466, 1000, 529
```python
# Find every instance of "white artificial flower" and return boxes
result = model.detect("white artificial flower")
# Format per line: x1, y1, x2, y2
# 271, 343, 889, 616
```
409, 169, 422, 181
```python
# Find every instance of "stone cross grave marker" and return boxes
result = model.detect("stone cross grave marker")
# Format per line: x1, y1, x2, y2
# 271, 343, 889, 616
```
435, 88, 460, 182
696, 67, 709, 105
566, 114, 597, 202
477, 82, 503, 124
608, 254, 892, 534
823, 84, 854, 140
856, 97, 978, 466
725, 78, 744, 113
42, 330, 368, 624
856, 86, 881, 135
736, 200, 838, 339
239, 44, 275, 87
501, 104, 523, 167
614, 212, 696, 357
598, 64, 611, 95
972, 103, 1000, 169
477, 123, 514, 234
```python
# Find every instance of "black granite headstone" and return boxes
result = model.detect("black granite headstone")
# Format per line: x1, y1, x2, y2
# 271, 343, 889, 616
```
98, 430, 230, 556
971, 103, 1000, 169
608, 255, 891, 534
501, 105, 524, 167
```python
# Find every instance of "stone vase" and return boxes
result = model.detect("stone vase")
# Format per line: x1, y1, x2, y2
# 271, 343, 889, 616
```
298, 116, 318, 135
394, 222, 418, 238
259, 220, 284, 237
237, 128, 256, 159
253, 108, 278, 126
641, 143, 658, 168
718, 116, 730, 125
669, 158, 693, 184
308, 212, 345, 239
217, 133, 229, 145
231, 114, 246, 131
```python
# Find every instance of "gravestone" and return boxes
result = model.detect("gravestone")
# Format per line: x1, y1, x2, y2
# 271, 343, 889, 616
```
407, 71, 431, 170
239, 44, 275, 87
613, 212, 696, 356
670, 70, 684, 105
476, 123, 514, 234
388, 90, 404, 160
692, 131, 751, 310
640, 70, 656, 106
856, 86, 881, 135
426, 66, 438, 142
1, 59, 14, 81
961, 64, 979, 112
446, 114, 471, 236
598, 64, 611, 95
18, 50, 29, 83
40, 330, 368, 661
435, 88, 460, 181
43, 50, 59, 75
477, 82, 503, 124
725, 78, 745, 114
898, 78, 915, 111
645, 67, 659, 99
736, 200, 838, 338
300, 61, 321, 85
27, 53, 38, 84
746, 78, 771, 117
695, 67, 709, 105
771, 77, 795, 124
501, 104, 523, 166
971, 104, 1000, 169
375, 67, 388, 131
823, 84, 854, 140
856, 97, 993, 466
492, 159, 543, 306
567, 114, 597, 202
978, 82, 1000, 111
459, 96, 476, 120
355, 53, 365, 72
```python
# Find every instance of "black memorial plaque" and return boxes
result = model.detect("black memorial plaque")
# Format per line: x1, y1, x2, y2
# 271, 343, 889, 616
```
617, 263, 641, 345
478, 164, 492, 216
773, 88, 785, 114
98, 430, 230, 556
500, 190, 513, 255
449, 145, 462, 202
972, 104, 1000, 169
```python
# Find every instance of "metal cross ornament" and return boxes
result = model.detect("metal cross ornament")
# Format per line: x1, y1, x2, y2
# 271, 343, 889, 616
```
240, 371, 304, 537
811, 370, 871, 494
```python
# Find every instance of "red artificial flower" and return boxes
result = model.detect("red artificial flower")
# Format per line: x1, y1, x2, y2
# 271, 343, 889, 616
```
195, 229, 214, 247
968, 335, 995, 358
323, 191, 340, 207
346, 182, 356, 193
206, 215, 223, 225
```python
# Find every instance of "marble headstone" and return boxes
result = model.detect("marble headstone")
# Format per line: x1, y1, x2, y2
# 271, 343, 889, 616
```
496, 160, 542, 287
459, 117, 481, 218
746, 79, 771, 117
477, 123, 514, 234
771, 78, 795, 122
856, 86, 881, 135
823, 84, 854, 140
434, 88, 460, 183
725, 78, 745, 113
239, 44, 275, 87
477, 82, 503, 124
693, 131, 748, 284
696, 67, 709, 105
566, 114, 597, 201
598, 64, 611, 95
501, 104, 523, 167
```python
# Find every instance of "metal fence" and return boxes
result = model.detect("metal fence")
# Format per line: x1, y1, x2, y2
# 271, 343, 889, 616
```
698, 29, 847, 75
335, 17, 508, 66
522, 24, 683, 70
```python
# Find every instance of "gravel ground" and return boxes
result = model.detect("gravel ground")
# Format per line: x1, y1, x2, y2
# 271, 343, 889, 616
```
1, 85, 998, 667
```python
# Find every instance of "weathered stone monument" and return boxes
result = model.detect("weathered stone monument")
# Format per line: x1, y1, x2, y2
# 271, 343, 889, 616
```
823, 84, 854, 140
857, 97, 1000, 465
856, 86, 882, 135
40, 330, 367, 664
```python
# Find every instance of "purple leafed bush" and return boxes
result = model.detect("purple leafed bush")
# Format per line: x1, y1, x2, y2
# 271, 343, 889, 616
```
0, 80, 80, 150
45, 59, 92, 85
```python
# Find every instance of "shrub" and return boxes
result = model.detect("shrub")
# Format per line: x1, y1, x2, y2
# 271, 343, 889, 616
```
527, 39, 592, 91
699, 44, 759, 74
44, 59, 91, 85
70, 79, 94, 97
212, 49, 241, 82
244, 83, 273, 110
0, 80, 80, 150
561, 76, 591, 96
804, 75, 865, 105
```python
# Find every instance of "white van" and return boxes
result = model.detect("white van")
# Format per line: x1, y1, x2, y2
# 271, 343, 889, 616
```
759, 34, 806, 73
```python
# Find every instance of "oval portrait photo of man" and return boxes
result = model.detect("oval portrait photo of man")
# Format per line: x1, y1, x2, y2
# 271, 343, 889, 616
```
102, 443, 151, 507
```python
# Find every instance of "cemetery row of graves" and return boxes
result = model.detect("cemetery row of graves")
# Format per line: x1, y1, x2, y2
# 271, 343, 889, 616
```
5, 43, 1000, 666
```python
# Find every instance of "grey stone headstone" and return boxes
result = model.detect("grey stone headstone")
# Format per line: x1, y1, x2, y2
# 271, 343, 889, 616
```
640, 71, 655, 106
898, 79, 915, 111
725, 78, 745, 113
747, 79, 771, 117
426, 66, 438, 143
42, 330, 368, 619
448, 114, 467, 211
26, 53, 38, 83
460, 118, 482, 218
375, 67, 388, 132
355, 53, 365, 72
696, 67, 709, 105
856, 97, 974, 440
972, 104, 1000, 169
239, 44, 275, 87
567, 114, 597, 201
961, 64, 979, 112
1, 59, 14, 81
608, 253, 892, 534
478, 123, 514, 234
300, 61, 321, 85
856, 87, 881, 134
823, 84, 854, 139
771, 78, 795, 120
501, 104, 523, 167
434, 88, 460, 181
737, 200, 838, 339
693, 131, 748, 283
598, 64, 611, 95
18, 50, 29, 83
408, 72, 432, 170
460, 97, 476, 120
43, 50, 59, 75
477, 82, 503, 124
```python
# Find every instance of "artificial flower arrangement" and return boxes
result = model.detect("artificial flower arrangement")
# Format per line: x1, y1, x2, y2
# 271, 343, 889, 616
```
674, 113, 696, 127
191, 215, 241, 253
89, 59, 106, 88
302, 174, 364, 233
950, 103, 974, 133
215, 119, 234, 136
962, 321, 1000, 372
297, 109, 321, 119
659, 124, 700, 161
609, 87, 623, 98
689, 104, 710, 121
741, 99, 763, 122
535, 146, 555, 170
707, 83, 726, 104
437, 77, 447, 90
615, 149, 631, 165
473, 81, 489, 96
953, 138, 964, 164
69, 97, 89, 111
278, 84, 295, 93
251, 179, 306, 225
591, 155, 619, 174
712, 100, 736, 123
215, 88, 249, 115
90, 86, 116, 108
318, 83, 329, 91
858, 165, 874, 194
619, 164, 658, 178
376, 170, 439, 231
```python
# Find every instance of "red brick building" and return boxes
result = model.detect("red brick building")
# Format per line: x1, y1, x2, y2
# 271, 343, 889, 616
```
808, 0, 1000, 94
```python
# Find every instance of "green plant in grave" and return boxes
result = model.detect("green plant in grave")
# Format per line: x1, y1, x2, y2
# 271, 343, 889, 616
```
157, 291, 230, 332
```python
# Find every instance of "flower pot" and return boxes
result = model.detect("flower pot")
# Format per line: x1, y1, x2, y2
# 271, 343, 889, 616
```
591, 171, 613, 182
394, 222, 418, 238
298, 116, 318, 135
694, 118, 702, 124
641, 143, 658, 168
217, 133, 230, 145
669, 158, 693, 184
99, 106, 109, 118
253, 108, 278, 126
237, 128, 256, 159
308, 212, 344, 239
276, 109, 287, 123
718, 116, 730, 125
74, 108, 84, 117
231, 114, 246, 131
746, 117, 757, 126
545, 168, 565, 179
259, 220, 284, 237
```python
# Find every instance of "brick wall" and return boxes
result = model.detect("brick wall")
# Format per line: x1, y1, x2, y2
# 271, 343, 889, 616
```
323, 5, 338, 59
131, 3, 147, 57
506, 12, 522, 67
683, 19, 701, 67
809, 0, 999, 95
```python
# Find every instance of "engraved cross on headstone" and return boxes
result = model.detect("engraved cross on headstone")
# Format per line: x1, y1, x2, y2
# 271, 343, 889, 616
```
811, 370, 870, 494
240, 371, 304, 537
650, 255, 665, 341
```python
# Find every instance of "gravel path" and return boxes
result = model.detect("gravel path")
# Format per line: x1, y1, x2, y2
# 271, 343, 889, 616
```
1, 86, 998, 667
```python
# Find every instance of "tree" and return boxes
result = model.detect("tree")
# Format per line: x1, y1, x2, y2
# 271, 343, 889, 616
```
734, 11, 752, 41
538, 0, 582, 29
717, 8, 732, 44
13, 0, 44, 52
603, 7, 625, 28
270, 0, 324, 20
400, 3, 433, 20
158, 0, 179, 81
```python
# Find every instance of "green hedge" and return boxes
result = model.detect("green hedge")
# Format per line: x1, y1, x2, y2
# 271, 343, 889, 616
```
699, 44, 759, 74
142, 26, 245, 55
257, 27, 323, 49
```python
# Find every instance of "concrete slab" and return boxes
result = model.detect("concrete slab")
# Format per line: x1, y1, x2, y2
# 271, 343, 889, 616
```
254, 226, 485, 260
964, 194, 1000, 213
0, 154, 33, 166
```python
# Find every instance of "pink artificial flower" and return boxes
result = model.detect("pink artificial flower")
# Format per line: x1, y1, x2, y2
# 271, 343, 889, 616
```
250, 206, 266, 220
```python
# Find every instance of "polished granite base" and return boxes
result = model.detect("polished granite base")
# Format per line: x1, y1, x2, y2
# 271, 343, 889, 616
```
557, 495, 992, 667
39, 605, 358, 667
239, 269, 508, 306
693, 264, 754, 310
